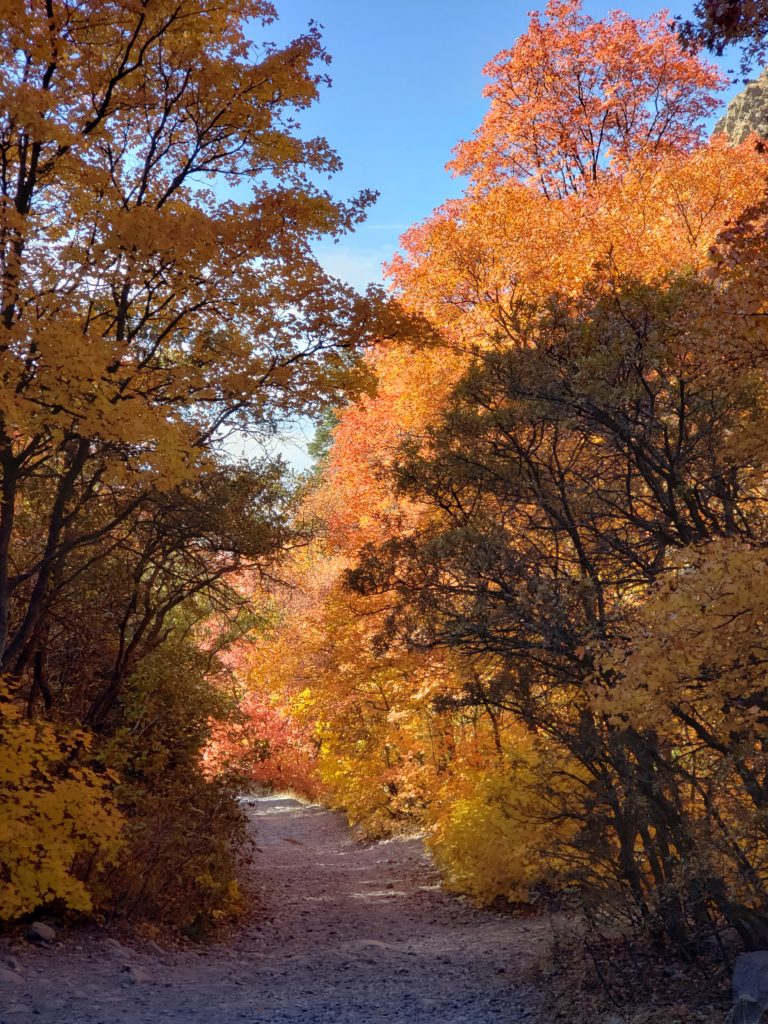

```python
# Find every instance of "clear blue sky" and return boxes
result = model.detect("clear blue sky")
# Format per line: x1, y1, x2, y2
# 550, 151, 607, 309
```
266, 0, 744, 293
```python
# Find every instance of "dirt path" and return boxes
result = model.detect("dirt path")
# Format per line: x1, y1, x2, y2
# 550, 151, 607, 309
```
0, 796, 545, 1023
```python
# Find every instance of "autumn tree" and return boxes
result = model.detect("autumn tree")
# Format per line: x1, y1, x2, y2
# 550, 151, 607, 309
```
348, 270, 768, 948
0, 0, 394, 714
0, 0, 397, 927
451, 0, 723, 195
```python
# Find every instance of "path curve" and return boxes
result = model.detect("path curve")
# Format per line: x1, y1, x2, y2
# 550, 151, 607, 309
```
0, 796, 544, 1023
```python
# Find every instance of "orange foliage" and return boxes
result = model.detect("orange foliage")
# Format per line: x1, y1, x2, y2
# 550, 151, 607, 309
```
311, 6, 764, 560
321, 138, 767, 554
451, 0, 724, 195
392, 139, 767, 334
311, 342, 465, 551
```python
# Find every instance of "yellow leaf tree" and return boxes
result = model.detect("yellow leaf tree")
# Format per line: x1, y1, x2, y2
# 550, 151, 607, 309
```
0, 0, 388, 717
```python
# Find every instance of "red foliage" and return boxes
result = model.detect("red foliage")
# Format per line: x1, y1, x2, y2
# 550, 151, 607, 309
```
205, 687, 321, 799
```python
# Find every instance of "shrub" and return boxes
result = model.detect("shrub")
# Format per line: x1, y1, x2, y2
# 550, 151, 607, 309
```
0, 686, 125, 920
424, 744, 563, 905
98, 633, 248, 936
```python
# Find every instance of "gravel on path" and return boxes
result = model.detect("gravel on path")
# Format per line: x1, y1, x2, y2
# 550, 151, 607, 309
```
0, 795, 546, 1023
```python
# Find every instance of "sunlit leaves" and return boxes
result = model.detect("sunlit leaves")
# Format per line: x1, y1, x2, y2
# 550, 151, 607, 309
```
0, 684, 125, 919
451, 0, 724, 195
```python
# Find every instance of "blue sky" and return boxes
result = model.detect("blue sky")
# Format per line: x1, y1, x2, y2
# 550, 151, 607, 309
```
266, 0, 744, 293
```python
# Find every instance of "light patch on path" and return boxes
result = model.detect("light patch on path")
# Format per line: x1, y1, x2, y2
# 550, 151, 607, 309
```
0, 796, 545, 1023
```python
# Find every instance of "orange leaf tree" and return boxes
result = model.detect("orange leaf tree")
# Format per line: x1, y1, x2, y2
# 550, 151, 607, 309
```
0, 0, 389, 720
451, 0, 724, 195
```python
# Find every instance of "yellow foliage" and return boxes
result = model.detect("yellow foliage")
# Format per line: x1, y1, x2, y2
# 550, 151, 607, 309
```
604, 540, 768, 736
424, 738, 570, 905
317, 749, 396, 835
0, 689, 125, 921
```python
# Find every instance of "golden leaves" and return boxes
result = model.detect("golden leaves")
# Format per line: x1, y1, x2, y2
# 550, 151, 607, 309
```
0, 684, 125, 920
607, 540, 768, 735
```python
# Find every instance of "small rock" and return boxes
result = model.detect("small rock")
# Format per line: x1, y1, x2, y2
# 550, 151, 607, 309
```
25, 921, 56, 944
5, 956, 21, 971
733, 952, 768, 1024
105, 938, 134, 959
122, 965, 151, 985
0, 967, 24, 984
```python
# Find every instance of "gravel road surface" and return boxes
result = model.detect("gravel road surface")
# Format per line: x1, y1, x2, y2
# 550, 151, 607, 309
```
0, 795, 544, 1023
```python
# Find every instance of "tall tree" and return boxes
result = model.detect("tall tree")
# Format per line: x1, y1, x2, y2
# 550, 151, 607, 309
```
348, 274, 768, 947
451, 0, 723, 195
0, 0, 388, 703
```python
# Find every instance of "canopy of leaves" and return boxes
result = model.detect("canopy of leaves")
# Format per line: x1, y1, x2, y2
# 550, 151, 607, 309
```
450, 0, 724, 195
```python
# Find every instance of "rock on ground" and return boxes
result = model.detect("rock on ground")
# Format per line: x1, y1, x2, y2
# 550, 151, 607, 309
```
24, 922, 55, 944
0, 795, 545, 1024
732, 950, 768, 1024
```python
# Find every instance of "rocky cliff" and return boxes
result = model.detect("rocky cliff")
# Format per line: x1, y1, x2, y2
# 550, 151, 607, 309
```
715, 67, 768, 142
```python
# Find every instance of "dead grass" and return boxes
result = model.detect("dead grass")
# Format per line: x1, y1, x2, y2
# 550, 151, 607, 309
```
533, 914, 732, 1024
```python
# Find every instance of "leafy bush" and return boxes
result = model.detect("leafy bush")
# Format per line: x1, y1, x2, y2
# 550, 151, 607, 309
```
424, 745, 564, 905
0, 686, 125, 920
98, 632, 248, 936
102, 773, 248, 938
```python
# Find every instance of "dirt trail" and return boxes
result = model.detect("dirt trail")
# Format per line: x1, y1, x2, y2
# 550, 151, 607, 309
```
0, 796, 545, 1023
